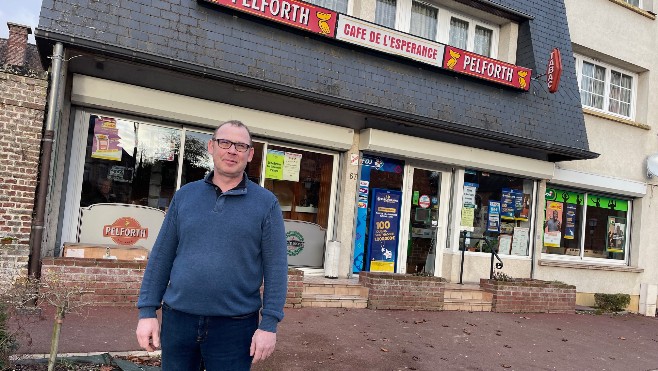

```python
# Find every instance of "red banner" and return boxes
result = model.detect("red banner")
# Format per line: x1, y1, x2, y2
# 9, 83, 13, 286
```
442, 46, 532, 91
547, 48, 562, 93
204, 0, 337, 38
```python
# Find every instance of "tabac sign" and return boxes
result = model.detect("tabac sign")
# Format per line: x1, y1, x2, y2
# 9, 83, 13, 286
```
203, 0, 338, 37
443, 46, 532, 91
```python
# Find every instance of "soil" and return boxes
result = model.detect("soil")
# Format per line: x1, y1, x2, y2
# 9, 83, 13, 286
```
9, 355, 160, 370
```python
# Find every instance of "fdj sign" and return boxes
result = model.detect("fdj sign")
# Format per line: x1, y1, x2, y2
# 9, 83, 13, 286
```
286, 230, 305, 256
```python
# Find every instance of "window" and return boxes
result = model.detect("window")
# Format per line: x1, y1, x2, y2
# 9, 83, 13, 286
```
460, 170, 535, 256
376, 1, 499, 58
376, 0, 397, 29
542, 187, 630, 263
575, 54, 637, 119
623, 0, 640, 6
305, 0, 348, 13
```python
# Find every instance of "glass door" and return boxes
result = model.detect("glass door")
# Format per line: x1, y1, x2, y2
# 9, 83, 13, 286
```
398, 166, 452, 275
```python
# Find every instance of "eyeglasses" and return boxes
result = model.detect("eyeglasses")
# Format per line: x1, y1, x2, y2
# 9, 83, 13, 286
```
212, 138, 251, 152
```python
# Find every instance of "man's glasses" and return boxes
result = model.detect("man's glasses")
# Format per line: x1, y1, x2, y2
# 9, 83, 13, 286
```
212, 138, 251, 152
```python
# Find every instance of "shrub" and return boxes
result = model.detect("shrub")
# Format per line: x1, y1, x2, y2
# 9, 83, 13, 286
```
0, 303, 19, 369
594, 293, 631, 312
491, 271, 514, 282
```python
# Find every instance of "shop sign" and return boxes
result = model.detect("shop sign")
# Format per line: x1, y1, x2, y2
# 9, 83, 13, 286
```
103, 217, 148, 245
203, 0, 338, 37
336, 15, 444, 67
443, 46, 532, 91
284, 220, 326, 266
367, 189, 402, 272
286, 230, 304, 256
547, 47, 563, 93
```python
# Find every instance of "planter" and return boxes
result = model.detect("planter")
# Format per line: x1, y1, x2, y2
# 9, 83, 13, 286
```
359, 272, 446, 310
480, 278, 576, 313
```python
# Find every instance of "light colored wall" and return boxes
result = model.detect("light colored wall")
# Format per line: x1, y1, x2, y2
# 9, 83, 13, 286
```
335, 133, 360, 278
442, 252, 531, 283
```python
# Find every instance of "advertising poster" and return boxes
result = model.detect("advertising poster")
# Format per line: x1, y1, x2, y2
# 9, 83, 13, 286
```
487, 201, 501, 233
543, 201, 563, 247
282, 152, 302, 182
498, 234, 512, 255
519, 194, 531, 221
511, 227, 529, 256
500, 188, 515, 220
606, 217, 626, 253
265, 150, 285, 180
460, 207, 475, 229
367, 189, 402, 272
91, 117, 123, 161
564, 204, 576, 240
463, 182, 478, 207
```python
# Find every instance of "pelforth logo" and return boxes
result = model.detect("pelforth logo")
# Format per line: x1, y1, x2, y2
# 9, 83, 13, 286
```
103, 217, 148, 245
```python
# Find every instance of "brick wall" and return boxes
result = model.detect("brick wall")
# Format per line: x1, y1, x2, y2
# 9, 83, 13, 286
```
41, 258, 304, 308
480, 278, 576, 314
0, 68, 47, 287
359, 272, 445, 310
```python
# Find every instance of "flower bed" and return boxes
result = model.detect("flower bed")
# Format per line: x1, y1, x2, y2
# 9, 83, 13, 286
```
480, 278, 576, 313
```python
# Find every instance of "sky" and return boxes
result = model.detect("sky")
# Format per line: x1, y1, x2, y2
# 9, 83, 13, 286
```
1, 0, 43, 43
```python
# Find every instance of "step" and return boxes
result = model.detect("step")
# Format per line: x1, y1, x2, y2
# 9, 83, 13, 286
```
443, 283, 492, 312
442, 301, 492, 312
301, 293, 368, 309
303, 283, 369, 297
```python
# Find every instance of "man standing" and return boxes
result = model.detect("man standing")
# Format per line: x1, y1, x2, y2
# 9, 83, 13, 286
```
545, 209, 561, 232
136, 120, 288, 370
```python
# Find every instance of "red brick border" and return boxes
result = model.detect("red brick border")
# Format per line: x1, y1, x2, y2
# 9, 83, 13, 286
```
480, 278, 576, 313
359, 272, 445, 310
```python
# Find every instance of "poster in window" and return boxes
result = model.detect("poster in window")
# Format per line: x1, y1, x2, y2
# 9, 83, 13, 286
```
498, 234, 512, 255
606, 217, 626, 253
511, 227, 529, 256
518, 193, 530, 221
564, 204, 576, 240
91, 117, 123, 161
265, 150, 285, 180
500, 188, 515, 220
367, 189, 402, 272
543, 201, 563, 247
282, 152, 302, 182
487, 201, 501, 233
463, 182, 478, 207
460, 206, 475, 230
511, 189, 526, 221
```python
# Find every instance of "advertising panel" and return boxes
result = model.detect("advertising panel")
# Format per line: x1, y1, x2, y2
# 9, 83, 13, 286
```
367, 189, 402, 272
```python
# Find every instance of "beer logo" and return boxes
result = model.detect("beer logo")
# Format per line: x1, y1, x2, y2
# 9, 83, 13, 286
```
286, 230, 304, 256
103, 217, 148, 245
446, 49, 461, 69
316, 12, 332, 35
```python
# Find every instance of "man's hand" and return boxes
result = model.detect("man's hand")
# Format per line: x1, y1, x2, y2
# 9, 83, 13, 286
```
136, 318, 160, 352
250, 329, 276, 364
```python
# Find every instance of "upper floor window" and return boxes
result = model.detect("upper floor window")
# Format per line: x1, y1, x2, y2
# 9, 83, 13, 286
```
378, 0, 499, 58
623, 0, 640, 6
575, 54, 637, 119
306, 0, 349, 13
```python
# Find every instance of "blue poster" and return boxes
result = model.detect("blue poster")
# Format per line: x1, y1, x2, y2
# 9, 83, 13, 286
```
487, 201, 501, 233
511, 189, 524, 220
366, 189, 402, 272
353, 155, 405, 273
500, 188, 515, 220
564, 204, 576, 240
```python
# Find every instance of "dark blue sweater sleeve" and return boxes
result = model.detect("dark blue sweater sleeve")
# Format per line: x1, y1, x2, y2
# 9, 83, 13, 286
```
137, 197, 180, 319
259, 199, 288, 332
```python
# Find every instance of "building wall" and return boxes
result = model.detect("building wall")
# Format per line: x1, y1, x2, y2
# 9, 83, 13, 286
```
0, 66, 47, 285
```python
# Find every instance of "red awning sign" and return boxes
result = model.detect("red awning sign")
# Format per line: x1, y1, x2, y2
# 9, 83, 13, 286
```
547, 48, 563, 93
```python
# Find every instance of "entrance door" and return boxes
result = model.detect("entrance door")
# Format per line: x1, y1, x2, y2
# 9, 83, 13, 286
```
398, 166, 452, 275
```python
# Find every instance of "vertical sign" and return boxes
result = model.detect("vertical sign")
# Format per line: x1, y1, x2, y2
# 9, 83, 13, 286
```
544, 201, 563, 247
487, 201, 501, 233
367, 189, 402, 272
500, 188, 515, 220
564, 204, 576, 240
606, 217, 626, 253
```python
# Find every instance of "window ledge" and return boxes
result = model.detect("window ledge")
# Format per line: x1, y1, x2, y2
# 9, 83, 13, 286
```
608, 0, 656, 19
538, 259, 643, 273
583, 108, 651, 130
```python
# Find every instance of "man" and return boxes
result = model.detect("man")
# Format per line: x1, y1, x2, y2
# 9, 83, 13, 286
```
136, 120, 288, 370
545, 209, 561, 232
81, 178, 116, 206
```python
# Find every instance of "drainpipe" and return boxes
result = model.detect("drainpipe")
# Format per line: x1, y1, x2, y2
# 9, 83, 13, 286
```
28, 42, 64, 279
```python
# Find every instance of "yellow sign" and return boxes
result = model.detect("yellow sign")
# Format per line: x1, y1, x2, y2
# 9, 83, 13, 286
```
370, 260, 394, 272
265, 150, 284, 180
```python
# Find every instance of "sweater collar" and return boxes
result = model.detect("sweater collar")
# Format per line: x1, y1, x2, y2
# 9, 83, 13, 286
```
204, 171, 248, 193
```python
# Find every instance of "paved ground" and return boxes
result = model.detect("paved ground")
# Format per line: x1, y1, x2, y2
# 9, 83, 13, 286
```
11, 306, 658, 371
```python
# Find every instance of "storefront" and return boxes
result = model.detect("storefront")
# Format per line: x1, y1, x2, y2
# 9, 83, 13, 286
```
34, 0, 597, 282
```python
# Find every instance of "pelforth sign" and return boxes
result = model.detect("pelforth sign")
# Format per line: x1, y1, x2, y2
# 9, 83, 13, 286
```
204, 0, 338, 37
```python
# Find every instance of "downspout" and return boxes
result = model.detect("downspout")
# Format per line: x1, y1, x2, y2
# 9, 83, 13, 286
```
28, 42, 64, 279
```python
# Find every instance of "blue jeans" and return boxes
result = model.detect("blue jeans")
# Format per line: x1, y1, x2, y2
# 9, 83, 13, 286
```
161, 303, 258, 371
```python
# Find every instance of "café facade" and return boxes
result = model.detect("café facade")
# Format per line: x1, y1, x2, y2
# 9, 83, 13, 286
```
31, 0, 652, 309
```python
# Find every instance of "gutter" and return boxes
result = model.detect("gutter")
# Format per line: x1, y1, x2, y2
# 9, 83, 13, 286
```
28, 42, 65, 279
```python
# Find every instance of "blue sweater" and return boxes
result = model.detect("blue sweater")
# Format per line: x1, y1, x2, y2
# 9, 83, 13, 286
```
137, 172, 288, 333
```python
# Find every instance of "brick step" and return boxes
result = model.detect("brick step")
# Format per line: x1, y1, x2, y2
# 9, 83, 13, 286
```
303, 283, 369, 297
443, 301, 492, 312
301, 294, 368, 308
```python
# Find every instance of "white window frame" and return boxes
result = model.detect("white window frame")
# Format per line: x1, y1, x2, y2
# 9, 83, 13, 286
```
305, 0, 353, 14
574, 54, 638, 120
393, 0, 499, 58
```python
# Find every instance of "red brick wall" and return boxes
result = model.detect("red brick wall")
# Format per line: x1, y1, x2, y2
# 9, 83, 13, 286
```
0, 69, 47, 285
480, 278, 576, 313
359, 272, 445, 310
41, 258, 304, 308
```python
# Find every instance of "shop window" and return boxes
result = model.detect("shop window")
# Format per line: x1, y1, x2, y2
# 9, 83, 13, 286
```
263, 145, 334, 229
543, 187, 630, 262
575, 54, 637, 119
460, 170, 534, 256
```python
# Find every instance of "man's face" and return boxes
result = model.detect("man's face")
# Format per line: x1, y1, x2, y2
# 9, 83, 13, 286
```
208, 124, 254, 179
552, 210, 558, 220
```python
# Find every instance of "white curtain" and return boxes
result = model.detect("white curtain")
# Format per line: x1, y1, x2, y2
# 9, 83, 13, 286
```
410, 1, 437, 40
609, 70, 632, 117
306, 0, 348, 13
580, 62, 605, 109
474, 25, 492, 56
376, 0, 397, 29
449, 17, 468, 49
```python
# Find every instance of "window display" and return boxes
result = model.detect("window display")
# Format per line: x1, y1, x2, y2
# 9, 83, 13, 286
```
460, 170, 534, 256
543, 187, 629, 261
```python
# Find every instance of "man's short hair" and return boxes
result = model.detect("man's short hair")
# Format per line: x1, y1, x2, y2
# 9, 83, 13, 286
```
214, 120, 253, 145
